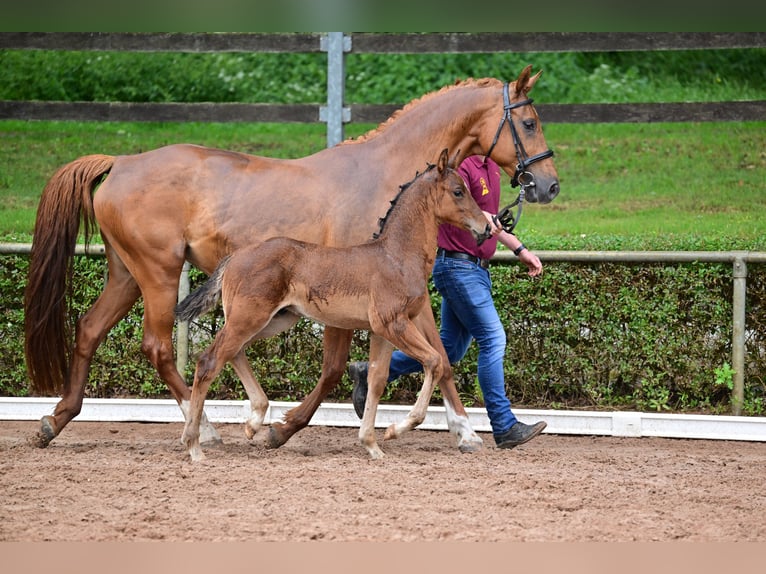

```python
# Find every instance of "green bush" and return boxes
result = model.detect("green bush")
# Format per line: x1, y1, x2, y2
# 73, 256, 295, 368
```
3, 251, 764, 416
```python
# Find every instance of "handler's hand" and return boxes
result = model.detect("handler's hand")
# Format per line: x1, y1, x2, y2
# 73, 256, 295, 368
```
519, 249, 543, 277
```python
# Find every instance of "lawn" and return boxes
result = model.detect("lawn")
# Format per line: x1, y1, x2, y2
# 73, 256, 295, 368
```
2, 118, 764, 250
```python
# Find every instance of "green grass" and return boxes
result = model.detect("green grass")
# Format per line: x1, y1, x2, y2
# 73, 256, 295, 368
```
1, 119, 765, 250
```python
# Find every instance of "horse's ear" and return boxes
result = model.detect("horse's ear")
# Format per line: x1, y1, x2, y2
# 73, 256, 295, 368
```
514, 64, 541, 95
448, 149, 461, 169
437, 148, 449, 174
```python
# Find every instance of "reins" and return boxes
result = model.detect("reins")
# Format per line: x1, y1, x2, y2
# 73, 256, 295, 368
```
485, 82, 554, 233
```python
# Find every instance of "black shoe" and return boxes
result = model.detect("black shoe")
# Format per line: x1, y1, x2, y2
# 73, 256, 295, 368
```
494, 420, 547, 449
349, 361, 369, 419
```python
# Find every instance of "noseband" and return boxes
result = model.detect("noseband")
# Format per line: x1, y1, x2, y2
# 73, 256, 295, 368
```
485, 82, 554, 233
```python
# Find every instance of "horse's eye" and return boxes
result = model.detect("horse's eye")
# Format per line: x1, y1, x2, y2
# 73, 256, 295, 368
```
523, 119, 536, 131
453, 188, 464, 197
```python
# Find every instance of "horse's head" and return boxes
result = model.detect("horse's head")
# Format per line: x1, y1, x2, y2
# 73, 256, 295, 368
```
434, 149, 492, 245
483, 65, 560, 205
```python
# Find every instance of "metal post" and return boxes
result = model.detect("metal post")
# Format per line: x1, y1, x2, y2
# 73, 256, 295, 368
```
176, 261, 191, 377
320, 32, 351, 148
731, 256, 747, 415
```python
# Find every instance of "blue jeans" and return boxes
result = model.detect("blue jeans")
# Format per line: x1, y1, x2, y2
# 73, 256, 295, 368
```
387, 254, 518, 438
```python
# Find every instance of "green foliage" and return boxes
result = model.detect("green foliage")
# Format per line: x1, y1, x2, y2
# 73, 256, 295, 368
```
2, 47, 764, 104
0, 50, 327, 104
2, 249, 764, 416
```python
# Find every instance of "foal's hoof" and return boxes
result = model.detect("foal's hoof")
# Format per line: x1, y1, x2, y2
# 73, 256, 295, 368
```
265, 425, 288, 450
32, 416, 57, 448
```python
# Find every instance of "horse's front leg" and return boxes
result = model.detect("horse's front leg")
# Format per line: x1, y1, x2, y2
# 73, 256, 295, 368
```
413, 307, 483, 453
267, 326, 353, 449
359, 335, 394, 459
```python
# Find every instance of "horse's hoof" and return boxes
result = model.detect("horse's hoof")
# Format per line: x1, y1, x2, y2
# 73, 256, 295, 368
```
32, 416, 57, 448
265, 425, 287, 450
458, 437, 484, 453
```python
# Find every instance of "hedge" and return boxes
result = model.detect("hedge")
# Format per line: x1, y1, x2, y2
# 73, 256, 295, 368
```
3, 253, 764, 416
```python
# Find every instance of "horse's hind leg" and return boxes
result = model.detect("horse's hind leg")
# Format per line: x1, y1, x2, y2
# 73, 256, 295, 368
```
267, 326, 353, 448
36, 251, 141, 447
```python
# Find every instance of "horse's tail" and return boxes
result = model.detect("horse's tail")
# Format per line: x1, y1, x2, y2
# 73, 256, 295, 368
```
24, 154, 115, 396
174, 257, 230, 322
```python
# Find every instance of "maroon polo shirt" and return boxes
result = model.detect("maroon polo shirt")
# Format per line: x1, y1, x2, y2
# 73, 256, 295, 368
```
437, 155, 500, 260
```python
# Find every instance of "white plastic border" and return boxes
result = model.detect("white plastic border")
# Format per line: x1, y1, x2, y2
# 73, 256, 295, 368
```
1, 397, 765, 442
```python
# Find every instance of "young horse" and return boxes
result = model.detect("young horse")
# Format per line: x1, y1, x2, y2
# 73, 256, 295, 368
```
175, 149, 491, 461
24, 65, 559, 454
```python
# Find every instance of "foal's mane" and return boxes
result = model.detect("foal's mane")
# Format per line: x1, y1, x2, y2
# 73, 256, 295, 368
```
372, 162, 437, 240
343, 77, 502, 146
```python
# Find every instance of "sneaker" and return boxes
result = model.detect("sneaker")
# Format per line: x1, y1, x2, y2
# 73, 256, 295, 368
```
349, 361, 369, 419
494, 420, 547, 449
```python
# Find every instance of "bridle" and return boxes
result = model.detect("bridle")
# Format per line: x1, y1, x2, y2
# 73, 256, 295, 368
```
485, 82, 554, 233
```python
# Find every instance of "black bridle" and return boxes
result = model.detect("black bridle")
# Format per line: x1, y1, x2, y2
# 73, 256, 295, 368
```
485, 82, 554, 233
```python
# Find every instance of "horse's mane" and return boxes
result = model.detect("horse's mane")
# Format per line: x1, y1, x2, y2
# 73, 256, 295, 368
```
342, 77, 502, 146
372, 162, 437, 240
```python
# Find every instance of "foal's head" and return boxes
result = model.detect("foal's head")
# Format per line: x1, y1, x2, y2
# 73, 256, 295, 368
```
374, 149, 491, 245
431, 149, 492, 245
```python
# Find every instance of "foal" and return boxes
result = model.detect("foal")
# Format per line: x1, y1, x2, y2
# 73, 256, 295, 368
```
175, 149, 491, 461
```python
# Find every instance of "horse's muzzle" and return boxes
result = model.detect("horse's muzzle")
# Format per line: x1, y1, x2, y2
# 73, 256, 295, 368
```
529, 180, 560, 204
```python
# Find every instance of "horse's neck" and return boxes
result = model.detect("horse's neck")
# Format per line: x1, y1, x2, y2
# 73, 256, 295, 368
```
356, 86, 491, 164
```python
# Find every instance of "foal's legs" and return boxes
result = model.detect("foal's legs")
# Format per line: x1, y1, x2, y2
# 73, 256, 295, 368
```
235, 311, 300, 440
35, 250, 141, 447
182, 329, 240, 462
183, 306, 273, 461
358, 334, 395, 459
373, 317, 444, 444
412, 307, 483, 453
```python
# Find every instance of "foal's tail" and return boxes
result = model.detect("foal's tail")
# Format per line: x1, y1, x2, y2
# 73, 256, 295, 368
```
174, 257, 230, 322
24, 154, 115, 396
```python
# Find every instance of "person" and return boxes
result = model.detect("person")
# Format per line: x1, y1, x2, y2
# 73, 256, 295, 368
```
349, 155, 547, 449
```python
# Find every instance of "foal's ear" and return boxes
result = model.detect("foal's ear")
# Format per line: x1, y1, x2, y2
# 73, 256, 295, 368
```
437, 148, 449, 174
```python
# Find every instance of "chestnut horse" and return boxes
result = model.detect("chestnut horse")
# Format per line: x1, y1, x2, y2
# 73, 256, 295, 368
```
175, 149, 491, 460
24, 65, 559, 451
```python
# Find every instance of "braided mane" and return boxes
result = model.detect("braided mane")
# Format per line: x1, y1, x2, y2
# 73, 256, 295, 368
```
343, 77, 502, 146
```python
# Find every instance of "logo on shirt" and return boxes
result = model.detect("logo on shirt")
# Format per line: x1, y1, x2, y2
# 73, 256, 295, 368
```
479, 177, 490, 196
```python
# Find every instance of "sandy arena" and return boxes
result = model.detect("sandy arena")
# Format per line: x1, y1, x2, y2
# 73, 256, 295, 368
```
1, 419, 764, 542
